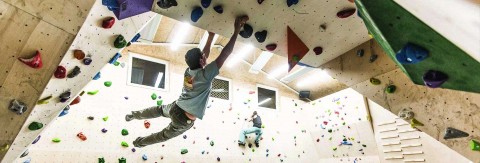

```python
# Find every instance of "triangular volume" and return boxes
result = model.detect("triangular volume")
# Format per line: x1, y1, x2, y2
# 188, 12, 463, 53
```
443, 127, 469, 140
287, 26, 310, 72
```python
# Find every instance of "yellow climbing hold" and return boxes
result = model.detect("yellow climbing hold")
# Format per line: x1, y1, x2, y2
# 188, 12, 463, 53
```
1, 144, 9, 151
37, 95, 53, 105
410, 118, 424, 128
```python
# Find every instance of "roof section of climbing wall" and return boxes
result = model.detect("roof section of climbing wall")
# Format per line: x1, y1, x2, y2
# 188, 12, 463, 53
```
151, 0, 370, 68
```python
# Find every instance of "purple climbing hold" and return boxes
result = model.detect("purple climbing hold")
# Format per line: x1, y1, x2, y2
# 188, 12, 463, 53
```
131, 148, 136, 152
423, 70, 448, 88
32, 135, 41, 144
286, 0, 299, 7
157, 0, 177, 9
201, 0, 211, 8
213, 5, 223, 14
59, 91, 71, 103
111, 0, 155, 20
396, 43, 429, 64
83, 57, 92, 65
102, 128, 108, 133
191, 7, 203, 22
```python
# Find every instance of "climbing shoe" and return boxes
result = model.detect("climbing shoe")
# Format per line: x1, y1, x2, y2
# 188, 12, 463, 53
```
125, 114, 134, 122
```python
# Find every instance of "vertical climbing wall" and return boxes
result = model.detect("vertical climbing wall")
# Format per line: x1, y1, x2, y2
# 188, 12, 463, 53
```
1, 0, 157, 162
151, 0, 370, 68
0, 0, 95, 160
320, 37, 480, 162
368, 100, 472, 162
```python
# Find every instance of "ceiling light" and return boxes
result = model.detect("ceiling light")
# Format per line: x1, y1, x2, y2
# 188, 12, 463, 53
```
171, 22, 192, 51
268, 65, 288, 79
296, 70, 331, 87
227, 44, 254, 68
249, 51, 273, 74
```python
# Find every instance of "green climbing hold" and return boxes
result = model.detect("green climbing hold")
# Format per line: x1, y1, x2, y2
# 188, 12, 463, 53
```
121, 141, 129, 147
37, 95, 52, 105
261, 124, 265, 128
118, 157, 126, 163
114, 35, 127, 48
369, 78, 381, 85
328, 129, 332, 133
181, 148, 188, 154
272, 137, 275, 141
157, 100, 163, 106
28, 122, 43, 131
103, 116, 109, 121
104, 81, 112, 87
114, 61, 120, 66
87, 90, 99, 95
292, 55, 300, 62
210, 141, 214, 146
385, 85, 396, 93
342, 122, 346, 125
252, 148, 255, 152
470, 140, 480, 151
121, 129, 129, 136
98, 157, 105, 163
52, 138, 61, 143
332, 147, 337, 151
80, 91, 85, 96
151, 93, 157, 100
410, 118, 424, 128
343, 138, 347, 141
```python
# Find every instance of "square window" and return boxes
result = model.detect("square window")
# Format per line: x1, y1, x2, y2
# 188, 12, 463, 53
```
127, 53, 169, 91
257, 85, 278, 110
210, 77, 231, 100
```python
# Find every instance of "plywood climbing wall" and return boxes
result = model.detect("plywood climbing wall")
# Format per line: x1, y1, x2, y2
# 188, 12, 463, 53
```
151, 0, 370, 68
1, 0, 157, 161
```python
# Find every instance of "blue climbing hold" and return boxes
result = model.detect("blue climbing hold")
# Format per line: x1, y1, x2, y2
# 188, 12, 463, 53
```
214, 5, 223, 14
102, 0, 119, 10
287, 0, 299, 7
59, 109, 69, 117
131, 33, 141, 43
93, 72, 101, 80
191, 7, 203, 22
201, 0, 211, 8
109, 53, 122, 64
142, 154, 148, 160
297, 62, 315, 68
396, 43, 429, 64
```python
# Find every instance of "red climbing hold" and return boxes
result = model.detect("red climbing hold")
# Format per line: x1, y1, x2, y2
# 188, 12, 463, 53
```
317, 138, 320, 142
348, 0, 354, 3
77, 132, 87, 141
337, 8, 356, 18
144, 120, 151, 129
102, 17, 115, 29
74, 50, 85, 60
266, 44, 277, 51
70, 96, 81, 105
54, 66, 67, 79
19, 50, 42, 69
287, 26, 309, 72
313, 47, 323, 55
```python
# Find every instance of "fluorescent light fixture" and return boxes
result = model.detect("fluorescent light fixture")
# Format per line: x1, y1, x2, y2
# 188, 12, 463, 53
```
258, 98, 272, 106
296, 70, 331, 87
227, 44, 254, 68
280, 66, 313, 83
171, 22, 192, 51
198, 31, 219, 49
249, 51, 273, 74
154, 72, 164, 88
268, 64, 288, 79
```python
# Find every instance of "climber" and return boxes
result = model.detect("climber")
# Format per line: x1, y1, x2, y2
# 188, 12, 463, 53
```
125, 15, 250, 148
238, 111, 263, 148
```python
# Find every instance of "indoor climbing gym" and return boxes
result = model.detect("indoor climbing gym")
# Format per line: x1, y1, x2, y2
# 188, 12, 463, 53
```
1, 0, 479, 163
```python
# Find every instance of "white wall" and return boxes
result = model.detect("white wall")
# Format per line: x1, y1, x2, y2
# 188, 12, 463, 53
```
368, 99, 473, 163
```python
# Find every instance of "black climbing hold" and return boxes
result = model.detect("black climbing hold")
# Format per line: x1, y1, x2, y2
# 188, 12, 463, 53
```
32, 135, 41, 144
239, 24, 253, 38
369, 54, 378, 63
370, 78, 381, 85
337, 8, 356, 18
423, 70, 448, 88
258, 0, 265, 4
191, 7, 203, 22
248, 143, 252, 148
59, 91, 71, 103
9, 99, 27, 115
67, 66, 81, 78
385, 85, 396, 93
286, 0, 299, 7
88, 116, 94, 120
98, 157, 105, 163
255, 30, 267, 43
28, 122, 43, 131
357, 49, 364, 57
320, 23, 327, 31
183, 135, 187, 139
396, 43, 429, 64
217, 157, 220, 161
213, 5, 223, 14
313, 47, 323, 55
114, 35, 127, 48
83, 57, 92, 65
201, 0, 211, 8
20, 149, 29, 158
444, 127, 469, 140
157, 0, 177, 9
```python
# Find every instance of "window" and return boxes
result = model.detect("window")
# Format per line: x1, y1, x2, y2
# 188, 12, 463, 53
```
257, 84, 278, 110
127, 53, 169, 91
210, 77, 231, 100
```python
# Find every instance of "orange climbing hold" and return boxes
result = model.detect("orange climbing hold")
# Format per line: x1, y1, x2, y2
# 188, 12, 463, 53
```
287, 26, 309, 72
144, 120, 151, 129
77, 132, 87, 141
74, 50, 85, 60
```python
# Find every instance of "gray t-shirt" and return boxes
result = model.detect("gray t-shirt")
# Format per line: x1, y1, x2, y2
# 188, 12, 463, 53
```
176, 62, 219, 120
252, 115, 262, 128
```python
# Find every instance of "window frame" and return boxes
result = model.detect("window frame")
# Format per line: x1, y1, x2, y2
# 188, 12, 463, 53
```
126, 52, 169, 92
256, 84, 279, 111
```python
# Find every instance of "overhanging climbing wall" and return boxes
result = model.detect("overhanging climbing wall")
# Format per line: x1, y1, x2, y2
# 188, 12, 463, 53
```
151, 0, 370, 68
319, 39, 480, 162
1, 0, 156, 161
356, 0, 480, 93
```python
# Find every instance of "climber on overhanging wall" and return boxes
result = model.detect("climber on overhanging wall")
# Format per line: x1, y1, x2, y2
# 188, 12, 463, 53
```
125, 15, 250, 148
238, 111, 263, 148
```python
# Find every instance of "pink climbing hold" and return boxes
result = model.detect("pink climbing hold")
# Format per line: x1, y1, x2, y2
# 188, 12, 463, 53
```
249, 91, 255, 94
266, 44, 277, 51
313, 47, 323, 55
19, 50, 43, 69
337, 8, 356, 18
258, 0, 264, 4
